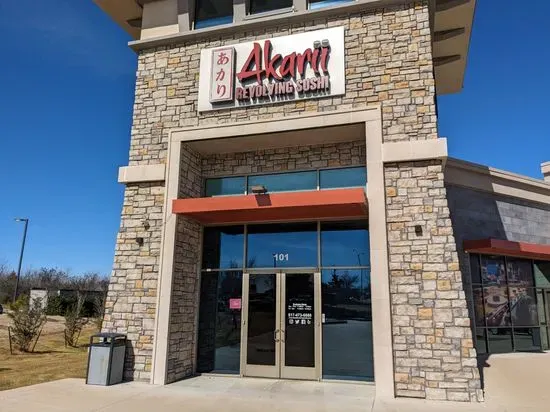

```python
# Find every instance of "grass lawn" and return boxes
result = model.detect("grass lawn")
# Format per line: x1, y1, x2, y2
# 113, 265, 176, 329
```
0, 315, 99, 391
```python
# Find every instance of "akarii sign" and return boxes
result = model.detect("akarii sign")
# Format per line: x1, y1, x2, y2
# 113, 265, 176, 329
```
198, 27, 345, 112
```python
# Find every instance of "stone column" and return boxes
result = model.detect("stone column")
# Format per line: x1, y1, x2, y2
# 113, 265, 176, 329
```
385, 160, 482, 402
103, 182, 165, 381
165, 144, 203, 383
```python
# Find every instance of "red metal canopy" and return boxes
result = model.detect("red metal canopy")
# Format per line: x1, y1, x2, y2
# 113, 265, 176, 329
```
172, 188, 367, 224
463, 238, 550, 261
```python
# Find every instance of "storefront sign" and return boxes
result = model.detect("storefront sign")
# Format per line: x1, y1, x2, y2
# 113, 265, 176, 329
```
198, 27, 345, 112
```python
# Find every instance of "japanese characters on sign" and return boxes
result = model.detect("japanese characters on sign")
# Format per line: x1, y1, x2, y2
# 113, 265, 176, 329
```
199, 27, 345, 112
209, 47, 235, 103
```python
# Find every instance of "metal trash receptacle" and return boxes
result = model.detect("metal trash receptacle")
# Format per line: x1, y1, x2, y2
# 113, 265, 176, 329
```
86, 333, 127, 386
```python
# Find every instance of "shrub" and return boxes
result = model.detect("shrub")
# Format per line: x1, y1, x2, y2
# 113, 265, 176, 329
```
46, 295, 63, 316
8, 295, 47, 352
64, 294, 88, 347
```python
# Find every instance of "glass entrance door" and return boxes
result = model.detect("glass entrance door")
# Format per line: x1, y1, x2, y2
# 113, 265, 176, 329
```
241, 272, 320, 380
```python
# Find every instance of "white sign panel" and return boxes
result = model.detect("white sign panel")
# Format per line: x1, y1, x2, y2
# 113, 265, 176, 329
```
198, 27, 345, 112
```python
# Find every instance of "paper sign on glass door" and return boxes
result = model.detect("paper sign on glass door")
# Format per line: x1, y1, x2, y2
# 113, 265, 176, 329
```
229, 298, 242, 310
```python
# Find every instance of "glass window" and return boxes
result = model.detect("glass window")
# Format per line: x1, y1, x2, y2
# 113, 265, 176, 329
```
250, 0, 292, 14
319, 167, 366, 190
506, 258, 534, 286
472, 287, 485, 327
202, 226, 244, 269
195, 0, 233, 29
534, 261, 550, 287
509, 287, 538, 327
246, 223, 317, 268
487, 328, 513, 353
470, 254, 481, 284
248, 171, 317, 194
484, 286, 511, 327
205, 177, 246, 197
309, 0, 355, 10
480, 255, 506, 285
321, 221, 369, 267
513, 328, 542, 351
197, 271, 243, 373
321, 269, 373, 380
285, 273, 315, 367
246, 273, 277, 365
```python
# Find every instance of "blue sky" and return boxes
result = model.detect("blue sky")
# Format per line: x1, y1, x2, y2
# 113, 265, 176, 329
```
0, 0, 548, 276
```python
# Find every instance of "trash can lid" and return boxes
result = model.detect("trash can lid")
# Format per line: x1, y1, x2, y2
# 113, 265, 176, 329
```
92, 333, 127, 339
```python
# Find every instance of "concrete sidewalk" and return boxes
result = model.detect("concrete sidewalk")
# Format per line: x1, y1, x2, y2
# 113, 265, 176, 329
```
0, 376, 509, 412
1, 358, 548, 412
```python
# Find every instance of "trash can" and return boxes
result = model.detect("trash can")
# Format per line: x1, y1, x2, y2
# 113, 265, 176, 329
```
86, 333, 127, 386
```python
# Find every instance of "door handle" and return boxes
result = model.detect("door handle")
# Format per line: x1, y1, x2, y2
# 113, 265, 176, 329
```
274, 329, 280, 342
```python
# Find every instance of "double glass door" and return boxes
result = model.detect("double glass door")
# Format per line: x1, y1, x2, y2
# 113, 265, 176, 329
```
241, 271, 321, 380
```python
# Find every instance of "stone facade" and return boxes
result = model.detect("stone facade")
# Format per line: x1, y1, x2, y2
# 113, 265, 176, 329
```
105, 0, 482, 401
103, 182, 164, 381
202, 141, 366, 178
385, 161, 482, 402
128, 2, 436, 167
166, 145, 202, 382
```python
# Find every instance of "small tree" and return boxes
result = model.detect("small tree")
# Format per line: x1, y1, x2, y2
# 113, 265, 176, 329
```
8, 295, 47, 352
92, 293, 107, 331
64, 293, 88, 347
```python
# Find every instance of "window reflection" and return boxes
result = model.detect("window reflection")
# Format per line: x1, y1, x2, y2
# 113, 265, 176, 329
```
321, 221, 369, 267
197, 271, 242, 373
247, 223, 317, 268
319, 167, 366, 189
309, 0, 355, 10
205, 177, 245, 197
250, 0, 292, 14
202, 226, 244, 269
248, 171, 317, 194
322, 269, 373, 380
195, 0, 233, 29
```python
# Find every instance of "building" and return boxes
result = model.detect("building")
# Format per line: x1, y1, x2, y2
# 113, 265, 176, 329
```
95, 0, 550, 403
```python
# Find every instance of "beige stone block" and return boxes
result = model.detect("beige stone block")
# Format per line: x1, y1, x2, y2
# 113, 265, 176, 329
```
418, 308, 432, 319
422, 272, 437, 280
395, 373, 410, 383
437, 279, 451, 291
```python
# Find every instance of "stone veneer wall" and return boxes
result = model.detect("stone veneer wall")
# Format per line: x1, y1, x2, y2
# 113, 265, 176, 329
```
165, 144, 203, 382
385, 161, 482, 401
202, 141, 366, 177
103, 182, 164, 381
128, 1, 437, 168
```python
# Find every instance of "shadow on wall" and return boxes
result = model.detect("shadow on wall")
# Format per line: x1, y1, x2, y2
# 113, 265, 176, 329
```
124, 344, 136, 381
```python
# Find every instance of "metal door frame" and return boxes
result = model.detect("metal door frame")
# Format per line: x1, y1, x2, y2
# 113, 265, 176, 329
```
240, 270, 321, 380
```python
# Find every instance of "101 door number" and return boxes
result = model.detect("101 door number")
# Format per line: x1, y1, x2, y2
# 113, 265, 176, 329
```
273, 253, 289, 262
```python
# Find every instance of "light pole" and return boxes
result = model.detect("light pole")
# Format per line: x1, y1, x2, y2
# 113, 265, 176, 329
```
13, 218, 29, 303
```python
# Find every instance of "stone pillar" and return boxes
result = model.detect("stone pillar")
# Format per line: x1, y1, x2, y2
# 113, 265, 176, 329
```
103, 182, 164, 381
542, 162, 550, 183
385, 160, 482, 402
165, 144, 203, 383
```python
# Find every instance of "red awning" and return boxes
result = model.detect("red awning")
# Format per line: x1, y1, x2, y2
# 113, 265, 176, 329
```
172, 188, 367, 224
463, 238, 550, 261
